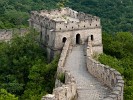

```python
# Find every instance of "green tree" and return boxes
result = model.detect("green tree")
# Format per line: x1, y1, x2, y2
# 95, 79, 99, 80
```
0, 89, 18, 100
99, 32, 133, 100
57, 0, 69, 8
0, 30, 59, 99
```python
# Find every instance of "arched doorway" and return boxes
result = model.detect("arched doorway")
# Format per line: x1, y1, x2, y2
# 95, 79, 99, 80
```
76, 34, 80, 44
62, 37, 67, 43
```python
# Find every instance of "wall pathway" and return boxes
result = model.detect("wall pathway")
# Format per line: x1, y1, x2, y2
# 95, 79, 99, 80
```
64, 45, 110, 100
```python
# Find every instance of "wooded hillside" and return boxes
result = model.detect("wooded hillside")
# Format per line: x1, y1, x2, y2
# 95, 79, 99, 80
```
0, 0, 133, 100
0, 31, 59, 100
1, 0, 133, 33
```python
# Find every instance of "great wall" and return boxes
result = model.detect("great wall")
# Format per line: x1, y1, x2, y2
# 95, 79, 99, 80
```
42, 36, 124, 100
38, 8, 124, 100
0, 7, 124, 100
0, 28, 29, 41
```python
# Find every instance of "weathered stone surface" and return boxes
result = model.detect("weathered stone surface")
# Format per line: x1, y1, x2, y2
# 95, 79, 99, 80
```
42, 94, 55, 100
29, 7, 103, 59
42, 40, 77, 100
0, 28, 29, 41
64, 45, 110, 100
86, 38, 124, 100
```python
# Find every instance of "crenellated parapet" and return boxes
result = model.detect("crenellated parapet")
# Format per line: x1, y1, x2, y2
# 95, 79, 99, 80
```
86, 36, 124, 100
42, 39, 77, 100
29, 7, 100, 32
29, 7, 103, 60
42, 71, 77, 100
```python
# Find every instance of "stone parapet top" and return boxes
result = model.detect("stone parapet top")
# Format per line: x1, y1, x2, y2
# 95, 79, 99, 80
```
42, 39, 77, 100
0, 28, 29, 42
86, 37, 124, 100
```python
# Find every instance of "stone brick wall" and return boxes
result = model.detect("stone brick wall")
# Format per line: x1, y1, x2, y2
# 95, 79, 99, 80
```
0, 28, 29, 41
30, 8, 100, 32
55, 18, 100, 32
86, 37, 124, 100
54, 28, 102, 50
42, 39, 77, 100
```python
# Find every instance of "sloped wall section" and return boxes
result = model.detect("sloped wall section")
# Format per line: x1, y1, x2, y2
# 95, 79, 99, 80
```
0, 28, 29, 41
86, 36, 124, 100
42, 39, 77, 100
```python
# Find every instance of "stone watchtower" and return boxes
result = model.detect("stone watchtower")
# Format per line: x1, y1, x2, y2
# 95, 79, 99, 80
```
29, 7, 103, 59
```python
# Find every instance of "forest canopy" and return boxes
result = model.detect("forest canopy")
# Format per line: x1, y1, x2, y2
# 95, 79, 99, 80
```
1, 0, 133, 33
0, 31, 59, 100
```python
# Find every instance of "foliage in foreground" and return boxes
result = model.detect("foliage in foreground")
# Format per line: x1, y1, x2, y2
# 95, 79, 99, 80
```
0, 89, 18, 100
0, 31, 59, 99
99, 32, 133, 100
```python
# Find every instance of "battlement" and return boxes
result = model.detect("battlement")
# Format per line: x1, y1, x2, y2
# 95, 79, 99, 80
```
30, 7, 100, 31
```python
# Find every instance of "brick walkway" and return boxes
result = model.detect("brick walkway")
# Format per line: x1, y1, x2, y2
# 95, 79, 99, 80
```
64, 45, 110, 100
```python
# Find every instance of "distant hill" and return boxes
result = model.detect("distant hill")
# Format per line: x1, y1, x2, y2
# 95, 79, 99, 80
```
1, 0, 133, 33
0, 0, 57, 29
68, 0, 133, 33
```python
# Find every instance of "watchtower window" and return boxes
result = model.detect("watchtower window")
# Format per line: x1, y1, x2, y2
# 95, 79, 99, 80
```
90, 24, 91, 26
62, 37, 67, 43
60, 28, 61, 30
96, 24, 97, 26
72, 27, 73, 29
84, 25, 86, 28
66, 26, 67, 28
91, 35, 94, 41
